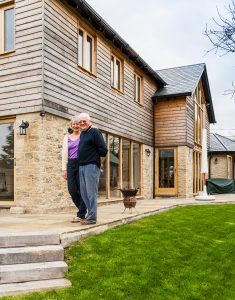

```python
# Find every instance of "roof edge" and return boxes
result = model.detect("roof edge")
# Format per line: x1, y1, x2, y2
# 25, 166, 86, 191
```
66, 0, 166, 87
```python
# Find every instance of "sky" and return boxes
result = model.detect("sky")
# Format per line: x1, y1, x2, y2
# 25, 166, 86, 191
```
86, 0, 235, 139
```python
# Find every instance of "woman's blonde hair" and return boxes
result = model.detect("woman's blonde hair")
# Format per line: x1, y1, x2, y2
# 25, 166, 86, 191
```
70, 115, 80, 126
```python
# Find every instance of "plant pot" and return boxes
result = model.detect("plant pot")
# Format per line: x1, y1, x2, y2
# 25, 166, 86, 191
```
120, 189, 138, 211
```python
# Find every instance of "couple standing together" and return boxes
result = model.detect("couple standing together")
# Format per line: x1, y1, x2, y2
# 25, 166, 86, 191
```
62, 113, 107, 225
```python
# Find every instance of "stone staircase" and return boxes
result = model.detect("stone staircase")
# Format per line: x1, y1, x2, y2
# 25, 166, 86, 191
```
0, 233, 71, 297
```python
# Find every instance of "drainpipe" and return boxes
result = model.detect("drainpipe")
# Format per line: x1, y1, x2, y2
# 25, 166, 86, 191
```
152, 98, 156, 199
208, 153, 212, 178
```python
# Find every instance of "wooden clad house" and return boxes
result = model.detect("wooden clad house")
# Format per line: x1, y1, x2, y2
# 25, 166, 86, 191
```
0, 0, 215, 213
152, 64, 216, 197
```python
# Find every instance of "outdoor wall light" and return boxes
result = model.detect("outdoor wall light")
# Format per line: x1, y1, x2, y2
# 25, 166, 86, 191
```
40, 110, 46, 117
19, 120, 29, 135
145, 148, 151, 157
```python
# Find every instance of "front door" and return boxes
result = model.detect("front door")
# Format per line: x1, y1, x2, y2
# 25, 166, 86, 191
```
0, 120, 14, 202
155, 147, 177, 195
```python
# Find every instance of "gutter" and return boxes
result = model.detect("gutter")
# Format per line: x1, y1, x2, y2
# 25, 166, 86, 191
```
66, 0, 166, 87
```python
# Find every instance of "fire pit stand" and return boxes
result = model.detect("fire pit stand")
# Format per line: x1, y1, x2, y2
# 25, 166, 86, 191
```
119, 188, 138, 214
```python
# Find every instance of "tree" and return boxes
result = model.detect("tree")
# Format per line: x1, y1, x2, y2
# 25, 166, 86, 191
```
0, 125, 14, 168
204, 0, 235, 99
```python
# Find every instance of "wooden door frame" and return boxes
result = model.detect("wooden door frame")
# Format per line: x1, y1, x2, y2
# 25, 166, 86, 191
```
0, 118, 15, 205
155, 147, 178, 195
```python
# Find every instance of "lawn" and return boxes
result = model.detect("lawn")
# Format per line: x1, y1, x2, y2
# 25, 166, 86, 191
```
3, 204, 235, 300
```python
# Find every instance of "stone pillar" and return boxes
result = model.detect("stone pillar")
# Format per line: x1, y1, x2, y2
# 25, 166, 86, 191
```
141, 145, 154, 199
15, 112, 72, 213
177, 146, 194, 198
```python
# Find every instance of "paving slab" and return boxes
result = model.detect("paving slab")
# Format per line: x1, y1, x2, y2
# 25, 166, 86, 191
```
0, 195, 234, 238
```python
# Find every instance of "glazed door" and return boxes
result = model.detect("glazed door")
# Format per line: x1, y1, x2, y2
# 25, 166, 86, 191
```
155, 148, 177, 195
0, 120, 14, 202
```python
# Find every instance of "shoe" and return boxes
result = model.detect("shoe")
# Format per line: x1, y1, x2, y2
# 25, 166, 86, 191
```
71, 216, 83, 223
80, 219, 96, 225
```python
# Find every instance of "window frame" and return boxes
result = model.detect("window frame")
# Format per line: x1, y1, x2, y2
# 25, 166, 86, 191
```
134, 72, 144, 105
98, 132, 142, 200
110, 53, 123, 92
78, 25, 96, 75
194, 82, 205, 146
0, 3, 15, 55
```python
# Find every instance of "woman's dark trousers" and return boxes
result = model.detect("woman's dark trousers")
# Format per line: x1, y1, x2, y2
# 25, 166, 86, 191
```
67, 159, 87, 219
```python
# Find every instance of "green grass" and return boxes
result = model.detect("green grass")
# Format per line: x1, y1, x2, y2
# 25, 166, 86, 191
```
3, 205, 235, 300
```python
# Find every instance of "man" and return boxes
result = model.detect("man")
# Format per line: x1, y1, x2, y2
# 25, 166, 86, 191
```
77, 113, 107, 225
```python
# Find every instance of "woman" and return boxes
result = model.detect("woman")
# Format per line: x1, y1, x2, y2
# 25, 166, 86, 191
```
62, 115, 87, 223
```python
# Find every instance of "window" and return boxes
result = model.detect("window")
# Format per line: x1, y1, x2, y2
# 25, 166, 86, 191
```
193, 150, 203, 194
194, 84, 205, 145
78, 27, 95, 73
0, 120, 14, 201
0, 4, 15, 54
111, 54, 123, 91
97, 132, 142, 200
134, 73, 143, 104
109, 135, 120, 197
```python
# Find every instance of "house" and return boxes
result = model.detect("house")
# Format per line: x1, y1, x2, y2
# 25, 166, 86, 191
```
152, 64, 216, 197
209, 133, 235, 180
0, 0, 215, 213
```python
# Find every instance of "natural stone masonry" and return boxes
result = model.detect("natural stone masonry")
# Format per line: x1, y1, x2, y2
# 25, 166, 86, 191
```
0, 233, 71, 298
0, 279, 71, 298
0, 261, 68, 284
0, 245, 64, 265
15, 113, 71, 213
0, 232, 60, 248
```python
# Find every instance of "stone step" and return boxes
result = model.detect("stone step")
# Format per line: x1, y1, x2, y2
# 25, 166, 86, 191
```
0, 261, 68, 284
0, 278, 72, 297
0, 232, 60, 248
0, 245, 64, 265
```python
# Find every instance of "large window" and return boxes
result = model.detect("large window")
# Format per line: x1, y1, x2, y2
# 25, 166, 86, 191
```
193, 150, 203, 194
194, 84, 205, 145
111, 54, 123, 91
0, 121, 14, 201
97, 133, 142, 199
122, 140, 131, 189
0, 5, 15, 54
78, 27, 95, 73
109, 135, 120, 197
133, 143, 141, 193
134, 73, 143, 104
98, 133, 107, 197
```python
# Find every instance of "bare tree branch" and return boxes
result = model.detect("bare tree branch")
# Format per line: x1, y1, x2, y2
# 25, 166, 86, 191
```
204, 0, 235, 100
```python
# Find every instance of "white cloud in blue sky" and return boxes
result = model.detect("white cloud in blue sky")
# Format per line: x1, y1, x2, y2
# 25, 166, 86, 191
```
86, 0, 235, 137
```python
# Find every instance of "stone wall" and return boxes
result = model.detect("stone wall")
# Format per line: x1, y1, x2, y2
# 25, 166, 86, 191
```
177, 146, 194, 198
15, 112, 72, 213
210, 155, 232, 179
13, 113, 154, 212
142, 145, 153, 199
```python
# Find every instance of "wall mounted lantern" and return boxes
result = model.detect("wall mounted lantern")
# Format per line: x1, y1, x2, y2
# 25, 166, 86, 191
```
145, 148, 151, 157
19, 120, 29, 135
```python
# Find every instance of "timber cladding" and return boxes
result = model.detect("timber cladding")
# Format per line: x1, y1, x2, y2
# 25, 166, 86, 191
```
0, 0, 43, 117
154, 97, 187, 147
43, 0, 157, 145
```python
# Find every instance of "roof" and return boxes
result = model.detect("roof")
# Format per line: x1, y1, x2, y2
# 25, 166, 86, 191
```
152, 63, 216, 123
209, 133, 235, 153
65, 0, 166, 87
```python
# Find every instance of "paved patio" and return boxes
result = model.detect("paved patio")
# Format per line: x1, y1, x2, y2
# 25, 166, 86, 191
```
1, 194, 235, 241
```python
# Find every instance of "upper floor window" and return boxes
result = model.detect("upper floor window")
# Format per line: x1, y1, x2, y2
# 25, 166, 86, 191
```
194, 83, 205, 145
134, 73, 143, 104
0, 4, 15, 54
78, 27, 95, 73
111, 54, 123, 91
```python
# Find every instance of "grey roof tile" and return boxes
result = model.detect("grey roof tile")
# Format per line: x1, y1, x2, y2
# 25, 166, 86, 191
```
209, 133, 235, 152
153, 63, 205, 98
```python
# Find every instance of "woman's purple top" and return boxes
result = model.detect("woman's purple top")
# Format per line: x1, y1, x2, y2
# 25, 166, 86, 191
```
68, 136, 80, 159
